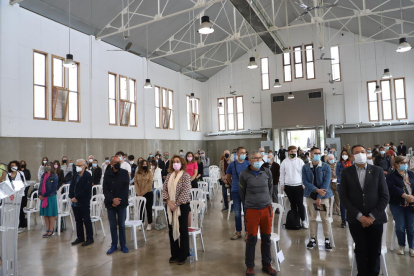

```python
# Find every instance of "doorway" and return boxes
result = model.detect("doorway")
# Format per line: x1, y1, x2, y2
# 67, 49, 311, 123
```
285, 127, 325, 150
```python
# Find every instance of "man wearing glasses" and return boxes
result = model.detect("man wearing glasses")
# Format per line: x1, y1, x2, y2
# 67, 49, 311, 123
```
302, 147, 333, 251
239, 151, 276, 276
226, 146, 250, 240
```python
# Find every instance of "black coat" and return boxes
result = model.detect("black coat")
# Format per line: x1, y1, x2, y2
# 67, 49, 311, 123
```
386, 169, 414, 206
397, 145, 407, 156
69, 170, 92, 205
130, 163, 138, 180
159, 159, 170, 179
92, 167, 102, 185
103, 168, 130, 209
278, 149, 287, 160
339, 164, 389, 225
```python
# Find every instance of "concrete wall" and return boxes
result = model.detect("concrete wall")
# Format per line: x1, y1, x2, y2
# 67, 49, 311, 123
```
0, 137, 205, 180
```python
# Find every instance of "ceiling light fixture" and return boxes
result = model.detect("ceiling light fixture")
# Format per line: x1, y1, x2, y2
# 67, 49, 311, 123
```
144, 24, 152, 89
381, 68, 392, 79
63, 0, 76, 68
190, 92, 196, 101
396, 37, 412, 53
287, 92, 294, 99
247, 57, 258, 69
273, 79, 281, 88
197, 16, 214, 35
374, 85, 382, 94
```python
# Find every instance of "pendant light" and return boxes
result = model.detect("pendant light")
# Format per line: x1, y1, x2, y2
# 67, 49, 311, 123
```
273, 46, 281, 87
247, 57, 258, 69
189, 92, 196, 101
197, 16, 214, 35
287, 92, 294, 99
374, 85, 382, 94
143, 24, 152, 89
380, 9, 392, 79
396, 38, 412, 53
63, 0, 76, 68
381, 68, 392, 79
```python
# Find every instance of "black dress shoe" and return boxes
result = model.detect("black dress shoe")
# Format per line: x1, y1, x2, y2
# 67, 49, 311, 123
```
169, 257, 178, 263
71, 238, 85, 246
82, 240, 94, 247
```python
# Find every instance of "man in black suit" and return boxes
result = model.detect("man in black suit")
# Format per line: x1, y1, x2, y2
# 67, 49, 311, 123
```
339, 145, 389, 276
397, 141, 407, 156
277, 145, 287, 163
158, 151, 170, 182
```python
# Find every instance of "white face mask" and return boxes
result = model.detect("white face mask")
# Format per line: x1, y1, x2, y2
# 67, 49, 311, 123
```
43, 160, 47, 164
367, 153, 373, 158
354, 153, 367, 165
130, 160, 134, 164
118, 156, 123, 161
11, 166, 18, 172
342, 155, 349, 161
89, 159, 93, 163
76, 166, 83, 173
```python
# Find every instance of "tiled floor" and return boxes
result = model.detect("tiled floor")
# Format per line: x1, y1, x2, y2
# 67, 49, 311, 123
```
17, 196, 412, 276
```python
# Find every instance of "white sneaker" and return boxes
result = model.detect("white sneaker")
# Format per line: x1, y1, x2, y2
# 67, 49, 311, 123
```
18, 227, 26, 234
138, 226, 142, 231
410, 248, 414, 257
146, 224, 152, 231
396, 246, 405, 255
302, 221, 309, 229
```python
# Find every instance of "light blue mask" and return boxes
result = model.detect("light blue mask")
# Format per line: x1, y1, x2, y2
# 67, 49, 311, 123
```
328, 159, 335, 164
92, 164, 97, 168
380, 151, 386, 155
180, 152, 184, 156
367, 150, 371, 153
69, 163, 73, 166
400, 164, 408, 171
385, 147, 389, 150
239, 154, 246, 160
253, 161, 263, 169
260, 152, 265, 156
149, 155, 154, 157
313, 155, 321, 162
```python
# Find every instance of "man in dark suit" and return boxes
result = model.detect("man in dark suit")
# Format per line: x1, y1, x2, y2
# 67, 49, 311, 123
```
397, 141, 407, 156
158, 151, 170, 182
277, 145, 287, 163
339, 145, 389, 276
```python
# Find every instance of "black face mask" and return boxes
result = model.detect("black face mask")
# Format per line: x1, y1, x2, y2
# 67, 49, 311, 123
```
290, 153, 296, 158
62, 160, 67, 163
224, 153, 230, 158
195, 157, 199, 160
400, 143, 403, 145
113, 163, 121, 170
142, 166, 148, 171
21, 164, 26, 169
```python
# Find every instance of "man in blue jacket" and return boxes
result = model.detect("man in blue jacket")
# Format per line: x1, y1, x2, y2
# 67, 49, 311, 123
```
302, 147, 333, 251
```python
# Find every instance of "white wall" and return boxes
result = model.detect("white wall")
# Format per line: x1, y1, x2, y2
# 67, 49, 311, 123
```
0, 2, 205, 141
204, 25, 414, 139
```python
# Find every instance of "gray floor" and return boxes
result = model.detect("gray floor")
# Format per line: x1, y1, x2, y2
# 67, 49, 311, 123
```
17, 196, 412, 276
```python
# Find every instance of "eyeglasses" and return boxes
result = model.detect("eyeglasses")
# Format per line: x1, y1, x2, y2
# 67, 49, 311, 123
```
313, 153, 321, 155
251, 157, 262, 161
400, 162, 408, 165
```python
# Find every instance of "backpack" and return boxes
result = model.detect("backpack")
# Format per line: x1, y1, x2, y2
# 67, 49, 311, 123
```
284, 209, 302, 230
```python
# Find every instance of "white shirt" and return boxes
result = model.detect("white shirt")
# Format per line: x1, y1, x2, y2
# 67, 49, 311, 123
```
121, 162, 131, 173
153, 167, 163, 189
279, 157, 304, 187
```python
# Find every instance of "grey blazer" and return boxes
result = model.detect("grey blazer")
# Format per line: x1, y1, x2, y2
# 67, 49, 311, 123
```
339, 164, 389, 225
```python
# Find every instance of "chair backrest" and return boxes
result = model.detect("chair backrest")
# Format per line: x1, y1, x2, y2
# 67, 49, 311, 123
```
62, 183, 70, 192
190, 200, 205, 229
58, 192, 71, 213
198, 181, 208, 193
129, 185, 136, 197
153, 188, 163, 207
271, 203, 284, 237
29, 190, 40, 210
127, 196, 147, 221
190, 188, 203, 201
90, 194, 104, 217
92, 184, 103, 195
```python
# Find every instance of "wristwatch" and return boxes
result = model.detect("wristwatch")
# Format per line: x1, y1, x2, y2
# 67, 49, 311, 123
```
174, 203, 178, 207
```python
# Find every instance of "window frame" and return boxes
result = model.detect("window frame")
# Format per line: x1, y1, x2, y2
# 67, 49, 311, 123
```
187, 95, 201, 132
154, 85, 162, 128
380, 79, 393, 121
67, 61, 81, 122
51, 55, 65, 89
282, 52, 292, 83
226, 97, 235, 131
304, 44, 316, 80
217, 98, 226, 131
330, 45, 342, 82
367, 80, 379, 122
393, 77, 408, 120
260, 57, 270, 90
293, 46, 304, 79
33, 50, 49, 120
235, 95, 244, 130
159, 87, 174, 130
129, 78, 137, 127
108, 72, 118, 126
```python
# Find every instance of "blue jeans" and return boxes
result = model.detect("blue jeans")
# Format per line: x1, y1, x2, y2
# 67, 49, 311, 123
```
390, 204, 414, 248
221, 180, 229, 209
232, 191, 243, 232
337, 184, 346, 221
107, 207, 127, 247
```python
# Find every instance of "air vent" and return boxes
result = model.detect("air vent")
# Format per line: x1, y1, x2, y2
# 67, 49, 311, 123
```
308, 91, 322, 99
272, 95, 285, 102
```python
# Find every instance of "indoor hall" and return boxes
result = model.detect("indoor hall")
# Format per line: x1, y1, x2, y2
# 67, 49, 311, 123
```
1, 0, 414, 275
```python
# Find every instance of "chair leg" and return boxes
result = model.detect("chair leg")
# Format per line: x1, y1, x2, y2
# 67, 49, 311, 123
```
41, 216, 44, 226
133, 227, 138, 250
330, 223, 335, 247
58, 215, 61, 236
100, 218, 106, 237
94, 222, 97, 235
380, 253, 388, 276
271, 240, 280, 272
200, 232, 205, 252
69, 213, 75, 230
192, 234, 198, 261
227, 201, 232, 220
142, 225, 147, 243
351, 254, 357, 276
34, 212, 37, 226
27, 214, 31, 230
391, 222, 396, 251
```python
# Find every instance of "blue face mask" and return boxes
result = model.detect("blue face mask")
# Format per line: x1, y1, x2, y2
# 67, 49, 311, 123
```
239, 154, 246, 160
149, 155, 154, 157
380, 151, 386, 155
328, 159, 334, 164
233, 153, 236, 159
400, 164, 408, 171
253, 161, 263, 169
367, 150, 371, 153
260, 152, 265, 156
92, 164, 97, 168
69, 163, 73, 166
313, 155, 321, 162
180, 152, 184, 156
385, 147, 389, 150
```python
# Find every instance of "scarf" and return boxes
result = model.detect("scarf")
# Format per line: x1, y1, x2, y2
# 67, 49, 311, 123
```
167, 170, 184, 241
343, 160, 352, 168
41, 173, 50, 208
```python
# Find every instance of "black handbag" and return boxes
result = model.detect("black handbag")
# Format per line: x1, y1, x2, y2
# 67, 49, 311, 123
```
310, 191, 318, 200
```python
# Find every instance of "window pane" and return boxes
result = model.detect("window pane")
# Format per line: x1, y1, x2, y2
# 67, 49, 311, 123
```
307, 62, 315, 79
68, 92, 78, 121
368, 82, 377, 101
186, 96, 190, 113
396, 99, 406, 119
262, 74, 270, 90
218, 99, 225, 114
53, 58, 63, 87
162, 89, 167, 107
130, 103, 136, 126
169, 111, 174, 129
332, 64, 340, 81
187, 113, 191, 130
109, 99, 116, 124
155, 87, 160, 107
228, 114, 235, 130
68, 66, 78, 92
236, 96, 243, 112
330, 46, 339, 63
120, 77, 127, 100
155, 107, 160, 128
395, 79, 405, 98
237, 113, 244, 130
195, 99, 199, 114
168, 91, 173, 109
369, 102, 379, 121
294, 48, 302, 62
295, 64, 303, 78
129, 79, 135, 102
381, 80, 391, 100
261, 58, 269, 73
306, 46, 313, 62
219, 115, 225, 131
227, 98, 234, 113
283, 53, 290, 65
383, 100, 392, 120
109, 74, 116, 99
34, 86, 46, 118
284, 65, 292, 82
34, 52, 46, 86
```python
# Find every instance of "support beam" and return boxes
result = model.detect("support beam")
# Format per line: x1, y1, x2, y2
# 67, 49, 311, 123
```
9, 0, 24, 5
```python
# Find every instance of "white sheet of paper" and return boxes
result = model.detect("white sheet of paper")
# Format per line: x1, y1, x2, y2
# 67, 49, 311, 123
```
332, 179, 337, 183
277, 250, 285, 263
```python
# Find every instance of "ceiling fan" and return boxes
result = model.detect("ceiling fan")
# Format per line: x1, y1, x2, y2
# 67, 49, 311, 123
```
107, 37, 141, 56
229, 86, 237, 95
294, 1, 338, 21
328, 73, 340, 84
332, 88, 343, 96
317, 53, 334, 61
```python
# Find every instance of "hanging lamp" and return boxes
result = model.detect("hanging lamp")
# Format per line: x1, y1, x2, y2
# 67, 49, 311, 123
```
381, 68, 392, 79
396, 38, 412, 53
247, 57, 258, 69
63, 0, 76, 68
197, 16, 214, 35
287, 92, 294, 99
273, 47, 281, 87
374, 85, 382, 94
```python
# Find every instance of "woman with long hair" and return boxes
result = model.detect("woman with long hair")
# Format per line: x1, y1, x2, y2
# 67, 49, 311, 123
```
53, 160, 64, 190
37, 157, 49, 181
38, 162, 59, 237
185, 151, 198, 189
194, 152, 203, 181
336, 149, 354, 228
134, 159, 154, 231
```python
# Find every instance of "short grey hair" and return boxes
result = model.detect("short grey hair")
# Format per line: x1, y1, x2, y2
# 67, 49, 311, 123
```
76, 159, 86, 165
327, 154, 335, 160
251, 150, 260, 155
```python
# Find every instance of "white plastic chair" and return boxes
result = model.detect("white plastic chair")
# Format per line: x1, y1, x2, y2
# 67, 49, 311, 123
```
129, 185, 136, 197
190, 188, 204, 202
152, 188, 167, 222
227, 201, 244, 220
314, 196, 335, 247
23, 190, 42, 230
57, 190, 74, 235
125, 196, 147, 249
189, 200, 206, 261
198, 181, 211, 207
271, 203, 285, 272
92, 184, 103, 195
390, 220, 397, 251
90, 194, 105, 236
